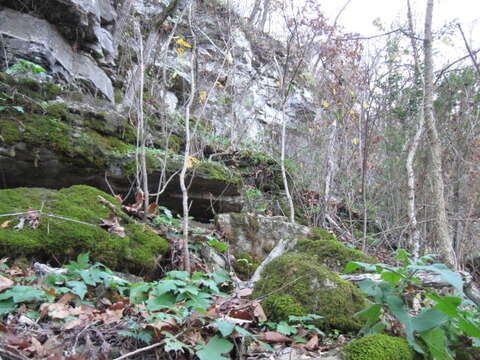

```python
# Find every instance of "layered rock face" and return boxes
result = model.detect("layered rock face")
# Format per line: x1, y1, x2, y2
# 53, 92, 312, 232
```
0, 0, 320, 219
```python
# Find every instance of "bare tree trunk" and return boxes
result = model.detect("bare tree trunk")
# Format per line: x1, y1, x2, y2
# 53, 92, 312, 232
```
258, 0, 271, 32
361, 110, 370, 251
404, 0, 424, 258
133, 23, 150, 222
423, 0, 456, 268
248, 0, 262, 25
280, 102, 295, 223
179, 0, 197, 273
323, 114, 337, 226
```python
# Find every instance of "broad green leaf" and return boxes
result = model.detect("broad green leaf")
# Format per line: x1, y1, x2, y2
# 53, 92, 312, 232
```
1, 286, 46, 303
256, 340, 274, 351
146, 293, 177, 311
394, 249, 412, 263
410, 264, 464, 295
196, 336, 233, 360
66, 281, 88, 299
381, 271, 402, 283
358, 279, 378, 296
429, 294, 462, 317
154, 280, 182, 296
212, 270, 231, 284
458, 318, 480, 338
234, 326, 252, 336
215, 320, 235, 337
129, 283, 151, 304
412, 309, 448, 332
344, 261, 376, 274
168, 271, 189, 280
0, 299, 16, 314
419, 328, 453, 360
386, 295, 423, 353
276, 321, 297, 335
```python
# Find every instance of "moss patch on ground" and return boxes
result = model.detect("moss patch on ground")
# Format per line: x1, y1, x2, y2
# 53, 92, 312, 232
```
343, 334, 414, 360
0, 185, 168, 274
253, 253, 366, 332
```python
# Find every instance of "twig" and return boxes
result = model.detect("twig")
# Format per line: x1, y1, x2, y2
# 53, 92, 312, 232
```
0, 210, 97, 226
0, 347, 30, 360
113, 328, 189, 360
73, 320, 100, 354
97, 195, 135, 224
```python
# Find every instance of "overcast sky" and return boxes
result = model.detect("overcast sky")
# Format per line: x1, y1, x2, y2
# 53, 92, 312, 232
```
315, 0, 480, 63
233, 0, 480, 65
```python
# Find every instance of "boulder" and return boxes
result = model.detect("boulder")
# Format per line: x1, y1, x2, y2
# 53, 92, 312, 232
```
0, 185, 169, 274
253, 253, 366, 332
0, 8, 114, 102
215, 213, 312, 278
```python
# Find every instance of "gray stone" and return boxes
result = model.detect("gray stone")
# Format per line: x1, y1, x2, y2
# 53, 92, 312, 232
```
0, 8, 114, 102
215, 213, 312, 260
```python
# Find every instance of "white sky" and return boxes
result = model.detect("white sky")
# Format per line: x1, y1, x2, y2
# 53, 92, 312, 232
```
233, 0, 480, 65
318, 0, 480, 63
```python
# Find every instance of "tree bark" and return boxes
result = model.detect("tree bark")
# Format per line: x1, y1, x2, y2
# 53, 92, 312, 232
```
404, 0, 424, 258
423, 0, 456, 269
179, 0, 197, 273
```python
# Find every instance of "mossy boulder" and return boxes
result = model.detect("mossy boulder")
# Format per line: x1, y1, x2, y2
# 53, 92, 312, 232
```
342, 334, 414, 360
253, 253, 366, 332
294, 237, 375, 273
0, 185, 168, 275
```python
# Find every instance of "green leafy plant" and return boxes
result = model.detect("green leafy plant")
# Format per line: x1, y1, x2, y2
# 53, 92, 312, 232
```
6, 59, 47, 76
345, 250, 480, 359
153, 206, 181, 228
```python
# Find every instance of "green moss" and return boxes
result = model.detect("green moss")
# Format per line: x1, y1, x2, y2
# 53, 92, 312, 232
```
196, 161, 241, 187
0, 73, 61, 101
263, 294, 305, 320
310, 227, 337, 241
233, 250, 261, 280
343, 335, 414, 360
253, 253, 366, 332
0, 185, 168, 274
294, 238, 375, 272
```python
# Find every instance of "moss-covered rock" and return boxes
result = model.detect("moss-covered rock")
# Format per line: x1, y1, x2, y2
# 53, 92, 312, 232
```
0, 185, 168, 275
342, 335, 414, 360
253, 253, 366, 332
294, 238, 375, 273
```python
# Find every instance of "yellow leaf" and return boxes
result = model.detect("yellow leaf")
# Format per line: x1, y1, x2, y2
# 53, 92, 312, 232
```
171, 72, 178, 79
350, 91, 355, 97
176, 47, 185, 57
363, 103, 369, 109
176, 38, 192, 48
199, 90, 207, 104
186, 156, 200, 169
352, 137, 360, 145
322, 101, 329, 108
349, 110, 356, 116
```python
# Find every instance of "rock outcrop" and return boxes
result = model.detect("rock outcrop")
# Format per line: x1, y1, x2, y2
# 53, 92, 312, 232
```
0, 7, 115, 102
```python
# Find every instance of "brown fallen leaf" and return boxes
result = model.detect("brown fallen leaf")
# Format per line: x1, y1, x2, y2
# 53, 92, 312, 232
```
238, 288, 253, 297
252, 301, 267, 321
148, 202, 159, 216
0, 220, 12, 228
305, 334, 319, 351
100, 308, 124, 324
0, 275, 13, 292
260, 331, 293, 343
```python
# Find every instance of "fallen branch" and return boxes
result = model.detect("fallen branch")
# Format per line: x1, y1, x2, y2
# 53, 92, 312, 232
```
247, 237, 297, 288
97, 195, 135, 224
